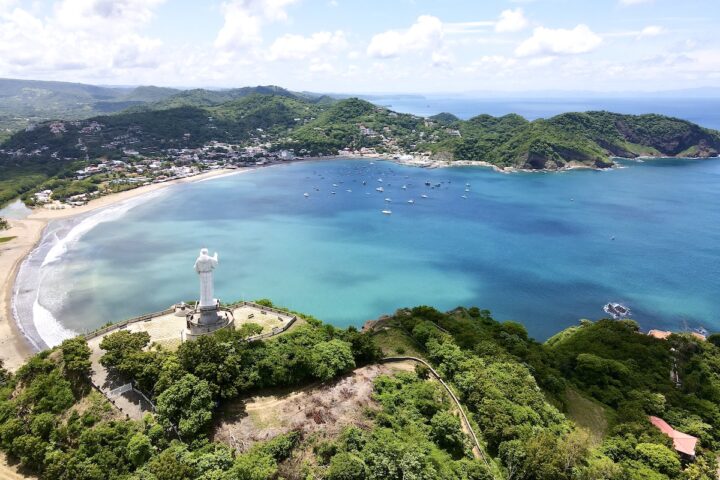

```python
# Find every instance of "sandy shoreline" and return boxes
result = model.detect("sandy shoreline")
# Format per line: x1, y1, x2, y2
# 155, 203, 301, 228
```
0, 167, 240, 372
2, 152, 708, 371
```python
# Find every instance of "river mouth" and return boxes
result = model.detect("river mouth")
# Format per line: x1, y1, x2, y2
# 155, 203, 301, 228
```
13, 158, 720, 348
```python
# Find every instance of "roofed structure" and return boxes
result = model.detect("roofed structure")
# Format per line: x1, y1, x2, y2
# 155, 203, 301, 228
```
649, 416, 698, 458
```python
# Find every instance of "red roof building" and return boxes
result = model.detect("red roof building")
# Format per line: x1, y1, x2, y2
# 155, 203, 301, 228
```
648, 330, 672, 340
649, 416, 698, 458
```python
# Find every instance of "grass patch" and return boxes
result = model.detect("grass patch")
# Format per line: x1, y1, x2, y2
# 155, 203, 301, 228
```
0, 236, 16, 243
562, 387, 612, 445
371, 327, 425, 358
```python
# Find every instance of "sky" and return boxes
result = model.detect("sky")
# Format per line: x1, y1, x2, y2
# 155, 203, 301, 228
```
0, 0, 719, 93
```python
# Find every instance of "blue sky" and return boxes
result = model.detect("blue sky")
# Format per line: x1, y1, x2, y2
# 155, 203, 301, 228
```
0, 0, 718, 92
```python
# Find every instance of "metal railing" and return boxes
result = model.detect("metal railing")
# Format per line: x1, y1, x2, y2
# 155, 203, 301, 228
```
84, 307, 175, 340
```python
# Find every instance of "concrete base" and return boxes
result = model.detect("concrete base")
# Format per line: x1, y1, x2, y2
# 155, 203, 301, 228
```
184, 302, 234, 341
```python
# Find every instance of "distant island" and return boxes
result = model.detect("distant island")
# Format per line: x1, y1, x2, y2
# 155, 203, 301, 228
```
1, 80, 719, 207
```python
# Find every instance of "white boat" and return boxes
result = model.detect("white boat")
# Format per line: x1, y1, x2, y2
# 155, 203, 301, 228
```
382, 210, 392, 215
376, 187, 384, 192
402, 185, 407, 190
331, 191, 336, 195
303, 193, 309, 197
346, 189, 352, 193
421, 194, 428, 198
461, 195, 467, 199
407, 199, 414, 204
385, 198, 392, 202
377, 178, 383, 182
466, 183, 470, 187
465, 188, 470, 192
333, 184, 338, 187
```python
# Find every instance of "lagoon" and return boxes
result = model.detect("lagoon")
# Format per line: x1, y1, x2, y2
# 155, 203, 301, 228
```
20, 158, 720, 347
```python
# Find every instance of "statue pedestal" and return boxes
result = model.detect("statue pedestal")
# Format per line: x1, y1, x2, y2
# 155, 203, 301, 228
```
184, 300, 234, 341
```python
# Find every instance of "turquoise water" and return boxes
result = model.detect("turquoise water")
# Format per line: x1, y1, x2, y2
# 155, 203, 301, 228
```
32, 159, 720, 342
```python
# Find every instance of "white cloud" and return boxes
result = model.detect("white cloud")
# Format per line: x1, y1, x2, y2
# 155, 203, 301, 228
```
367, 15, 444, 59
638, 25, 665, 37
515, 24, 602, 57
444, 20, 494, 35
214, 0, 299, 51
54, 0, 164, 31
309, 61, 334, 73
0, 0, 165, 76
495, 8, 529, 33
269, 31, 346, 60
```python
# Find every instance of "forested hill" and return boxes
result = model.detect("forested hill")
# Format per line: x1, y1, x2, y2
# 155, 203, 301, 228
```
1, 93, 719, 207
4, 93, 719, 170
2, 303, 720, 479
0, 78, 181, 140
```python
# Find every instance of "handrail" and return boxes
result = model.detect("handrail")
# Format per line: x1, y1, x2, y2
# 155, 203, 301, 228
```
381, 356, 494, 474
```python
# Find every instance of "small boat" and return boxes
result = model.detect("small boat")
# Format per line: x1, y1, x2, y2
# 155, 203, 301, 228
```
376, 187, 384, 192
465, 188, 470, 192
384, 198, 392, 202
381, 210, 392, 215
466, 183, 470, 187
369, 162, 375, 165
303, 193, 310, 197
333, 184, 338, 187
407, 199, 414, 204
425, 181, 431, 186
346, 189, 352, 193
377, 178, 383, 182
603, 303, 631, 319
421, 194, 428, 199
461, 195, 467, 199
362, 181, 367, 185
331, 191, 336, 195
402, 185, 407, 190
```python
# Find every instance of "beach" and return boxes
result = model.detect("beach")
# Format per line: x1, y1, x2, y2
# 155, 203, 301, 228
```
0, 168, 238, 372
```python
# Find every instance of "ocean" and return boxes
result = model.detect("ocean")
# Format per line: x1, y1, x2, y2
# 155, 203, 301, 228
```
16, 158, 720, 348
366, 95, 720, 130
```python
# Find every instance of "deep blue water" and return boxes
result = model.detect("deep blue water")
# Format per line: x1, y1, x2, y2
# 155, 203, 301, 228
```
33, 158, 720, 342
369, 96, 720, 130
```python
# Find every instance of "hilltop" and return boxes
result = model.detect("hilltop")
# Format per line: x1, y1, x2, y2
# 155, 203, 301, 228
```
1, 303, 719, 479
0, 78, 182, 141
1, 92, 719, 207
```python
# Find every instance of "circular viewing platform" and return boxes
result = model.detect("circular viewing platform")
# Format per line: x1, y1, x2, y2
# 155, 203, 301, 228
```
184, 303, 235, 340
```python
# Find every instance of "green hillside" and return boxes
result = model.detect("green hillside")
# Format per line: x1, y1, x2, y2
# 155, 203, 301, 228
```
0, 78, 181, 141
2, 93, 719, 207
2, 305, 719, 479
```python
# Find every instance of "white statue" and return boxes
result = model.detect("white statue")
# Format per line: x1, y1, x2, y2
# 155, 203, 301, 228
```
194, 248, 219, 308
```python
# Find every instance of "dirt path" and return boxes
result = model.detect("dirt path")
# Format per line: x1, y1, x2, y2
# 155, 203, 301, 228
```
0, 453, 29, 480
214, 361, 415, 451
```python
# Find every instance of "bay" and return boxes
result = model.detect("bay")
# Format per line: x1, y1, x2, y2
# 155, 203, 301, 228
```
32, 158, 720, 343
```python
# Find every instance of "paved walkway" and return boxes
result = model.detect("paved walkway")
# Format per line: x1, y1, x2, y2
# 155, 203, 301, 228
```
88, 335, 154, 420
86, 303, 299, 420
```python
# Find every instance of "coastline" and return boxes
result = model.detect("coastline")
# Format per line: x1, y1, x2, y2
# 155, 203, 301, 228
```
0, 167, 239, 372
3, 152, 717, 371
